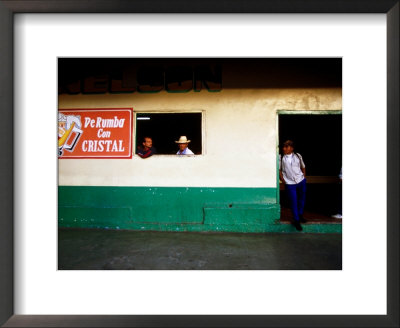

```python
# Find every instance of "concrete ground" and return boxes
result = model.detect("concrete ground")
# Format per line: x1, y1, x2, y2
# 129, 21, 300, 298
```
58, 228, 342, 270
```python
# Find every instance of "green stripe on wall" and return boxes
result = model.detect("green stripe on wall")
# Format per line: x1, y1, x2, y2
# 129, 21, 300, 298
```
58, 186, 341, 233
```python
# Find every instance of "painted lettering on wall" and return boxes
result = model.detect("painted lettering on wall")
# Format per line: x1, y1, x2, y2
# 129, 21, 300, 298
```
58, 108, 133, 159
59, 65, 222, 94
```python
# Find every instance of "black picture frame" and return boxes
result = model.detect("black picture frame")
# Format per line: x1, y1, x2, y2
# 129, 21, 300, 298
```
0, 1, 398, 327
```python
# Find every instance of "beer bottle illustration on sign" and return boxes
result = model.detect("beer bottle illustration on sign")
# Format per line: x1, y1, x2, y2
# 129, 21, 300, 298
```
58, 113, 83, 156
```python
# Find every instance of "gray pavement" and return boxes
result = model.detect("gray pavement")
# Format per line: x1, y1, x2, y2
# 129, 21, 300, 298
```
58, 228, 342, 270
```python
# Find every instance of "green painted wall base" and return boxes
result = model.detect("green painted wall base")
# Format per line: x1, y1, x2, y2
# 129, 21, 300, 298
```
58, 186, 342, 233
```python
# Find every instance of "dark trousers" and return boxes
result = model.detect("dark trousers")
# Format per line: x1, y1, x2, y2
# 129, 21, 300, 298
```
285, 178, 306, 222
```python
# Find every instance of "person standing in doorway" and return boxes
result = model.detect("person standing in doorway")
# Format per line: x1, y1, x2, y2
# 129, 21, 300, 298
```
175, 136, 194, 155
279, 140, 307, 231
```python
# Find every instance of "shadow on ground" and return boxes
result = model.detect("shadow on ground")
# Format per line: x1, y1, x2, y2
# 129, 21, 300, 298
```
58, 228, 342, 270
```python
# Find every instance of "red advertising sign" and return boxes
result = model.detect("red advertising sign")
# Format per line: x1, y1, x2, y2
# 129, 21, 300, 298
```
58, 108, 133, 159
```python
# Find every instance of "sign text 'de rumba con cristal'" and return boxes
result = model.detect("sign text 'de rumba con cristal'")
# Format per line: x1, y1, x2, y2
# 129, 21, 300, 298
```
58, 108, 133, 159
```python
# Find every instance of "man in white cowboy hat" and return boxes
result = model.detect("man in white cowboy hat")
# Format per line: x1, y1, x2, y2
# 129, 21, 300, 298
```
175, 136, 194, 155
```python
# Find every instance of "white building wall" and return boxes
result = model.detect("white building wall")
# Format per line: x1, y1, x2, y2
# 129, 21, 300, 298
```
58, 88, 341, 188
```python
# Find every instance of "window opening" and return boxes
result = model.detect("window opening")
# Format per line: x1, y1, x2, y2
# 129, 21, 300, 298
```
136, 113, 202, 155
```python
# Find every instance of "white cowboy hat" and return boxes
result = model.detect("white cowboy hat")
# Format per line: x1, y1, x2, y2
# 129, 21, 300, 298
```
175, 136, 191, 144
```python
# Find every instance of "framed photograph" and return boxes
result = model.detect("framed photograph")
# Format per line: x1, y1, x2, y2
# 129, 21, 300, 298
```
1, 1, 398, 327
56, 57, 343, 272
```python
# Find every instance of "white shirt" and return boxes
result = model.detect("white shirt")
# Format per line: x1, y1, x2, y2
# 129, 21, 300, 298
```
279, 153, 305, 185
285, 153, 293, 165
177, 147, 194, 155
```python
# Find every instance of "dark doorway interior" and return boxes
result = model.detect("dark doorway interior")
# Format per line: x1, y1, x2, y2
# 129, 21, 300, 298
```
279, 113, 342, 219
136, 113, 202, 155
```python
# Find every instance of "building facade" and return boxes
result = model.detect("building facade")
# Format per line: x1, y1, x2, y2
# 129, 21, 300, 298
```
58, 58, 342, 233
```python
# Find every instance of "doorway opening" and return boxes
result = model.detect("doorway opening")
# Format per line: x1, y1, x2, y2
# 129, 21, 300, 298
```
278, 112, 342, 223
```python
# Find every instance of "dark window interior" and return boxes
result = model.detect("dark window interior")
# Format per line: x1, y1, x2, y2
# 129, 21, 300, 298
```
136, 113, 202, 155
279, 114, 342, 175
